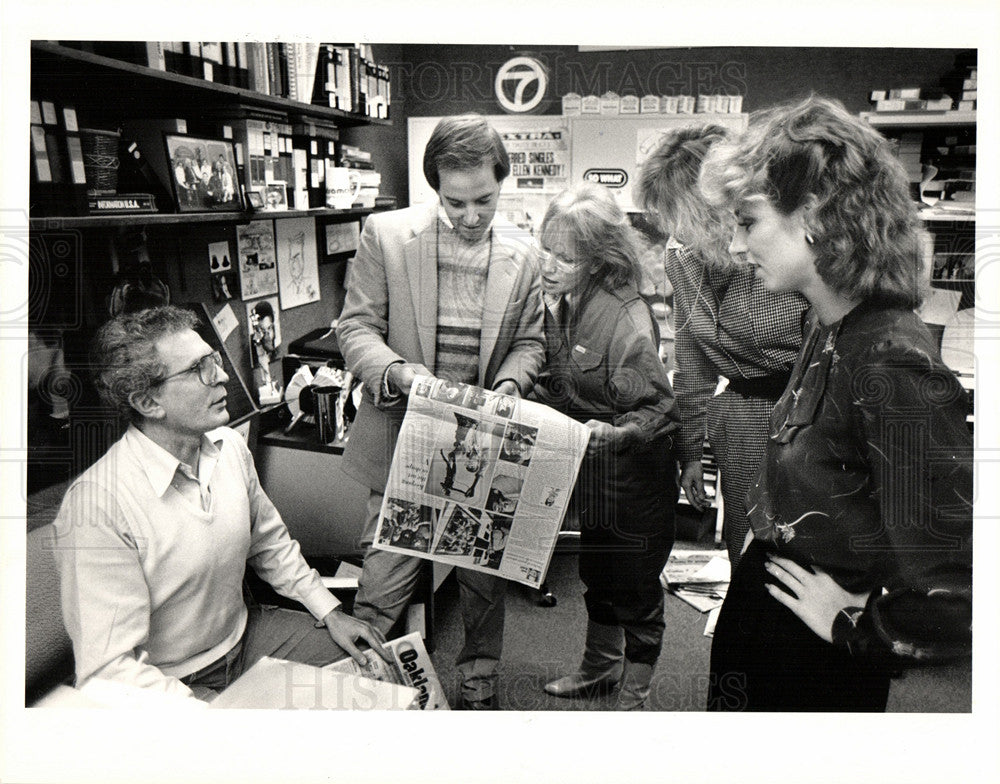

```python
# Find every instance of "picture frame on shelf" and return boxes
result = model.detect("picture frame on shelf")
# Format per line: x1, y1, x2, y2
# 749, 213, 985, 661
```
263, 181, 289, 212
318, 216, 362, 262
164, 134, 243, 213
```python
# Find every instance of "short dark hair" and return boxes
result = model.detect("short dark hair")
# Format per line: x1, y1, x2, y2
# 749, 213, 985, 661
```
422, 114, 510, 191
253, 299, 275, 321
701, 95, 924, 308
90, 306, 200, 421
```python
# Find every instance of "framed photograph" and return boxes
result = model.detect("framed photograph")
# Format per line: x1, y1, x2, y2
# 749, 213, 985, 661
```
165, 134, 243, 213
263, 181, 288, 212
246, 295, 282, 369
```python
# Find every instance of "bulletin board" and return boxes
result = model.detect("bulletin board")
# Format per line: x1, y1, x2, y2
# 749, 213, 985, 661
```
408, 113, 748, 222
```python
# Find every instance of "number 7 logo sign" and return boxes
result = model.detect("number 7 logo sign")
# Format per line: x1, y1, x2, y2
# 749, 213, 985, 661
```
495, 56, 548, 114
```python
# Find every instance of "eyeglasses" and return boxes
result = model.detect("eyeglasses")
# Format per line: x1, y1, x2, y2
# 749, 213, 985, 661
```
537, 248, 579, 271
154, 351, 224, 387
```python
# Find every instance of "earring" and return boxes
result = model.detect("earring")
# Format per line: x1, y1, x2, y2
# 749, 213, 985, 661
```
805, 232, 815, 245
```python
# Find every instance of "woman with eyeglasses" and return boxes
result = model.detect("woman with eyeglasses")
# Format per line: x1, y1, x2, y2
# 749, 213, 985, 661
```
532, 183, 680, 710
699, 96, 972, 711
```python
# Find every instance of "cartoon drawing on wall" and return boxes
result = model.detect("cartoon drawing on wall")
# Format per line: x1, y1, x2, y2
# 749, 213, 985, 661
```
275, 217, 320, 309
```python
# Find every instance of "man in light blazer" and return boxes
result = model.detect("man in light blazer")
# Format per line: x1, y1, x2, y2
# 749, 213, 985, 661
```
337, 114, 545, 710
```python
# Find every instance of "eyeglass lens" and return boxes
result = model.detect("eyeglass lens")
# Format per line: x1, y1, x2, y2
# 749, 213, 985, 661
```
198, 352, 223, 385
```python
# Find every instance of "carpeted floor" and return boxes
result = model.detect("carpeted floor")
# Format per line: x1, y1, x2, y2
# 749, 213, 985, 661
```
426, 550, 972, 713
427, 550, 715, 711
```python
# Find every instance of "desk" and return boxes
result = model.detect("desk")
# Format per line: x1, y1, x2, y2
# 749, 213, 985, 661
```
256, 428, 368, 557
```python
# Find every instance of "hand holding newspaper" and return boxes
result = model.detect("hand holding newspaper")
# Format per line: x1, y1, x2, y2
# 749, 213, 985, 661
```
372, 375, 590, 588
325, 631, 448, 710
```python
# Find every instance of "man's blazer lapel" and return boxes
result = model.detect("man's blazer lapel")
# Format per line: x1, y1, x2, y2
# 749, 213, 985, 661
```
404, 213, 437, 371
479, 243, 517, 383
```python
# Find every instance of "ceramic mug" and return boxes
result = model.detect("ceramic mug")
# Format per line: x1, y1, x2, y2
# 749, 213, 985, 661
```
326, 166, 362, 210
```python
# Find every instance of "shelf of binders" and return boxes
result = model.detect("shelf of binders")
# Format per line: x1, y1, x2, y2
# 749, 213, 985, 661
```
29, 206, 384, 230
860, 110, 976, 128
31, 41, 391, 128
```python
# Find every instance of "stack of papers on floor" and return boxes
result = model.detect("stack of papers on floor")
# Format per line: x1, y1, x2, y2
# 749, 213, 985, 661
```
660, 549, 731, 615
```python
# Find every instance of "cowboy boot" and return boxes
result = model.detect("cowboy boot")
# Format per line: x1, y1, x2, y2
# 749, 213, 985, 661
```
615, 660, 655, 710
544, 620, 624, 698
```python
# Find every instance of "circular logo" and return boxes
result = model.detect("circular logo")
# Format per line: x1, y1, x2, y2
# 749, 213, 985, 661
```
495, 57, 548, 114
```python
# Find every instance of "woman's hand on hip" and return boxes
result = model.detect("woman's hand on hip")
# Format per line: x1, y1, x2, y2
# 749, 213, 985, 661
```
763, 555, 872, 644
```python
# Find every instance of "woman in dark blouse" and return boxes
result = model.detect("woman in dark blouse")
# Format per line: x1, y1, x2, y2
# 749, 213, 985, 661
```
532, 183, 680, 710
700, 96, 972, 711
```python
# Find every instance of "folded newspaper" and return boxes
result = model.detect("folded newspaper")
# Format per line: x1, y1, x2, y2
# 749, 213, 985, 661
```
373, 376, 590, 588
659, 549, 731, 614
325, 631, 448, 710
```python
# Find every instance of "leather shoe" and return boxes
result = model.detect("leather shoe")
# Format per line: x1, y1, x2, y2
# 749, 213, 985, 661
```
544, 672, 619, 698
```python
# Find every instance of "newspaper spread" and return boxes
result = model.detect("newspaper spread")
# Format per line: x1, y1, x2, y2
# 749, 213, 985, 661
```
372, 375, 590, 588
325, 631, 448, 710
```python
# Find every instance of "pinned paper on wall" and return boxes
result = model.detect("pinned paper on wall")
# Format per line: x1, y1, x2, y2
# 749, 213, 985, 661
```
325, 221, 361, 255
236, 220, 278, 298
212, 302, 238, 342
275, 217, 320, 309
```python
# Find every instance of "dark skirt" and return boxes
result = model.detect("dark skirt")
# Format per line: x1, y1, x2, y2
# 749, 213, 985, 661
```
707, 540, 890, 711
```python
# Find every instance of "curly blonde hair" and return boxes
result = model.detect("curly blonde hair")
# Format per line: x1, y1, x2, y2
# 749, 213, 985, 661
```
636, 123, 734, 268
700, 95, 925, 308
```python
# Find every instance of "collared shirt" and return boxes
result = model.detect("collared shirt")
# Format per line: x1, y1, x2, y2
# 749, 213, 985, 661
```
53, 425, 338, 697
666, 242, 807, 463
534, 282, 680, 502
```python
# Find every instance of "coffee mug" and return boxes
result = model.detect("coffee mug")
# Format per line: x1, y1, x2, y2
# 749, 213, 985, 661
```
326, 166, 362, 210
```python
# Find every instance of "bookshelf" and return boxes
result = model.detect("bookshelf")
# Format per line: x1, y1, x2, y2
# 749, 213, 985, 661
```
860, 110, 976, 128
29, 206, 381, 230
27, 41, 394, 494
32, 41, 390, 128
862, 110, 976, 307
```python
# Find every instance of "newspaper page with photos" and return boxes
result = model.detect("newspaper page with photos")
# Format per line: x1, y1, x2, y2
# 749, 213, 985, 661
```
325, 631, 448, 710
372, 375, 590, 588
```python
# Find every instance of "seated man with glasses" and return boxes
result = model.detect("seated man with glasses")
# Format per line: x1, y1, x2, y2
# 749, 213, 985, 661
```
52, 306, 388, 703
